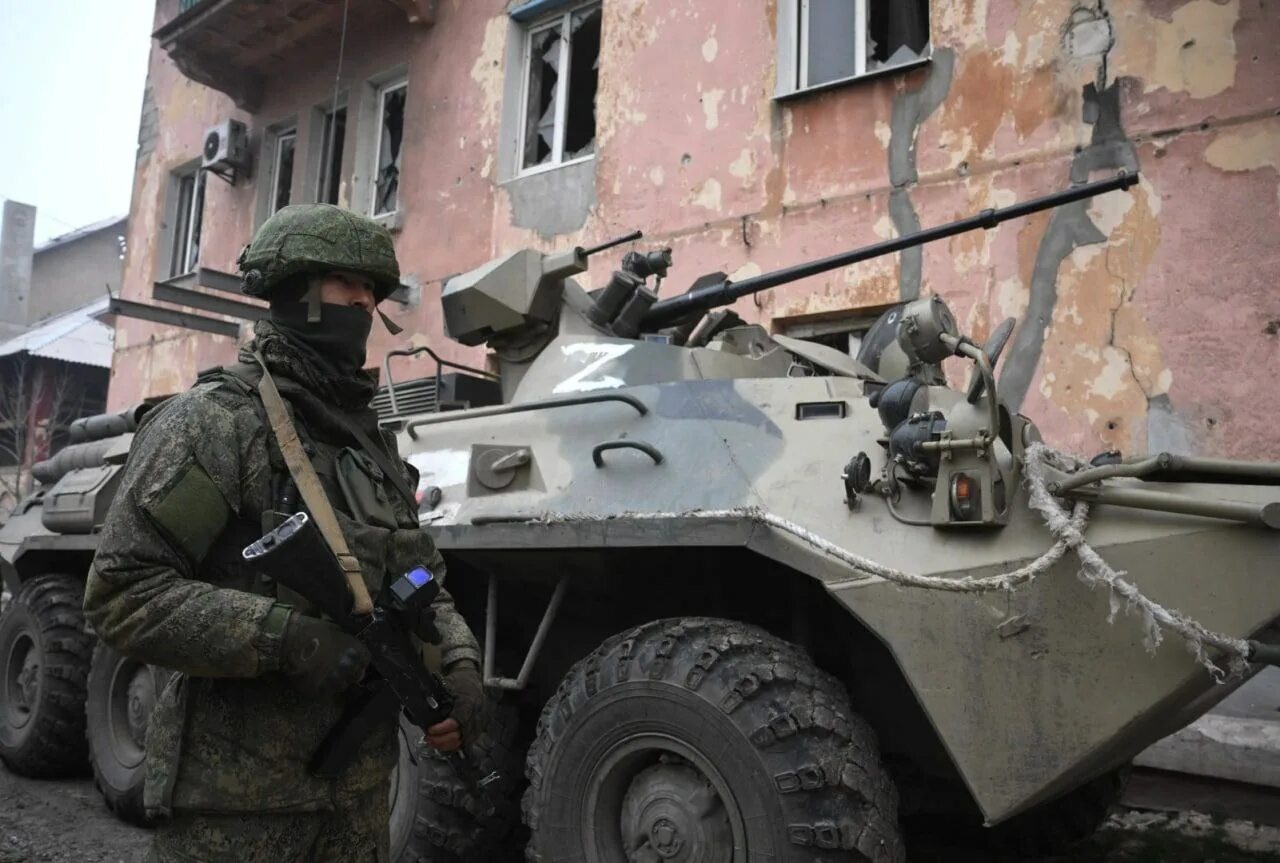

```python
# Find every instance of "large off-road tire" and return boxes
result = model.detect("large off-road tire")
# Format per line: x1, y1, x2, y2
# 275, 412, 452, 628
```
524, 618, 904, 862
0, 575, 93, 776
86, 641, 167, 825
394, 699, 527, 862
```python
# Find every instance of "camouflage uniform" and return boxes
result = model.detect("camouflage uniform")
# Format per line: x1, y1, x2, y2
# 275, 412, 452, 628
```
84, 207, 481, 862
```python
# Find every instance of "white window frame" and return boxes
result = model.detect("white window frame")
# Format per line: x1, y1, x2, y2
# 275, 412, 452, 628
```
269, 128, 297, 214
777, 0, 932, 100
370, 78, 408, 218
169, 168, 206, 278
316, 103, 347, 205
516, 0, 600, 179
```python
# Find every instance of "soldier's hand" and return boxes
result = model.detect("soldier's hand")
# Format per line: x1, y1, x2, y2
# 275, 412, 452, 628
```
447, 660, 489, 743
422, 717, 462, 752
280, 611, 371, 696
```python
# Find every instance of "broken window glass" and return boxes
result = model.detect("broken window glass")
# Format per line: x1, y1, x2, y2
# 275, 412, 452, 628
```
520, 2, 600, 173
563, 5, 601, 160
373, 83, 406, 216
170, 170, 205, 278
523, 22, 563, 170
271, 130, 296, 213
318, 107, 346, 206
800, 0, 929, 90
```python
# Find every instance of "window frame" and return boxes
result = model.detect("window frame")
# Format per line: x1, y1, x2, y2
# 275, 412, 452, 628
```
370, 77, 408, 218
776, 0, 932, 101
168, 167, 206, 278
316, 103, 348, 206
269, 127, 297, 214
515, 0, 600, 179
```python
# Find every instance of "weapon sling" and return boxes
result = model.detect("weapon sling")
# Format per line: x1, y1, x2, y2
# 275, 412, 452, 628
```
252, 352, 374, 615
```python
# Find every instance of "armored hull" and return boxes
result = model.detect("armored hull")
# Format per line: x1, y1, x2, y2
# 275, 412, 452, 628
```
399, 329, 1280, 824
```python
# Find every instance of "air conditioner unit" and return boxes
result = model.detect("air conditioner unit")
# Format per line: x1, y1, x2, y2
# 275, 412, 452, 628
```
202, 119, 250, 180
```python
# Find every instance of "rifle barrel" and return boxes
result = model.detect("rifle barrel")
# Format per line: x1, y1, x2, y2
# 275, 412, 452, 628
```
642, 172, 1138, 328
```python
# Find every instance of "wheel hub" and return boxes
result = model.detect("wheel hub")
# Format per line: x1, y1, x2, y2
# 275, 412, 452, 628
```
124, 667, 155, 744
5, 634, 38, 724
621, 761, 731, 863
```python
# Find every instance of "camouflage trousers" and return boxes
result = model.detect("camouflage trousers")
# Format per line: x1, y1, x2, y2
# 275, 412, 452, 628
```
146, 790, 390, 863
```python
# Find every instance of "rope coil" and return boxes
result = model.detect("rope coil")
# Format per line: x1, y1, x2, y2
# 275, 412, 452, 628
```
533, 442, 1253, 680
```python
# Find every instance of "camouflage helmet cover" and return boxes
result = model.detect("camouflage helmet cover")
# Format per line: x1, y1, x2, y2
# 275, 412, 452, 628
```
237, 204, 401, 301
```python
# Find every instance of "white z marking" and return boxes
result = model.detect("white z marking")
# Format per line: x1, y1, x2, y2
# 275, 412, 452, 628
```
552, 343, 635, 394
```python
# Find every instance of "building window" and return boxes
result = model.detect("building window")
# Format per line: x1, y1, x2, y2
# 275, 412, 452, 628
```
317, 107, 347, 206
518, 2, 601, 174
777, 0, 930, 99
779, 307, 896, 360
270, 129, 296, 213
169, 169, 205, 277
372, 81, 406, 217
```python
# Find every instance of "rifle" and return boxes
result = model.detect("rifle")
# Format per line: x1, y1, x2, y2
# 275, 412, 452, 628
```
242, 512, 500, 797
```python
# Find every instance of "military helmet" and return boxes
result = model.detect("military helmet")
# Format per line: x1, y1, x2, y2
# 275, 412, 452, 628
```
237, 204, 401, 302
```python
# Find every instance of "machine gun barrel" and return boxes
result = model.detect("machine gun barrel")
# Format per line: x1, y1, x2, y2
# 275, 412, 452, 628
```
642, 172, 1139, 329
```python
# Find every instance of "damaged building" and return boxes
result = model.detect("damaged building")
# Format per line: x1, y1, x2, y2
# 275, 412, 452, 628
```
109, 0, 1278, 464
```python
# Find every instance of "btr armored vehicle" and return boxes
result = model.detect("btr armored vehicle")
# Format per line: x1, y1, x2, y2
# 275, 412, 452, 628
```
383, 172, 1279, 861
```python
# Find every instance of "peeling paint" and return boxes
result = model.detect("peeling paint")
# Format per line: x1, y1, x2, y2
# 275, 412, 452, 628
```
469, 16, 507, 132
702, 30, 719, 63
729, 148, 756, 180
1111, 0, 1239, 99
702, 88, 724, 130
1204, 126, 1280, 173
690, 178, 723, 212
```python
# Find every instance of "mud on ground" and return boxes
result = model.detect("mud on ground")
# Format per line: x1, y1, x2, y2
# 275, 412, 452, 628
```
3, 760, 1279, 862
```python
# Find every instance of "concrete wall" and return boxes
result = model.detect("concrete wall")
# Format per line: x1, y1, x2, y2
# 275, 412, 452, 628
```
0, 201, 36, 340
29, 223, 126, 324
112, 0, 1280, 463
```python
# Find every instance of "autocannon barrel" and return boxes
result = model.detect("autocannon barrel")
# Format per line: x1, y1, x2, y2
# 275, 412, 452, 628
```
641, 172, 1139, 330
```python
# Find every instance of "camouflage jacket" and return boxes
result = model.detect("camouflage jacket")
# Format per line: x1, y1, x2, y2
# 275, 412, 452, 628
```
84, 322, 480, 817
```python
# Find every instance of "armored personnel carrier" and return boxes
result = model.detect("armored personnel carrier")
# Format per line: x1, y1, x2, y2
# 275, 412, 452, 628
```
0, 405, 165, 822
381, 172, 1280, 861
3, 172, 1276, 862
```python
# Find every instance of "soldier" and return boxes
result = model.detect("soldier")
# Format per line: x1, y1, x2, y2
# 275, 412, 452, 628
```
84, 204, 486, 861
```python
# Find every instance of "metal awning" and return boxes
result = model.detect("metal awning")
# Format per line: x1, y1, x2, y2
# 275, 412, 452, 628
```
0, 297, 114, 368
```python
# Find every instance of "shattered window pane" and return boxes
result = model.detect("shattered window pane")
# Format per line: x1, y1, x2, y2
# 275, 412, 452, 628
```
170, 170, 205, 278
802, 0, 929, 88
520, 2, 601, 173
523, 22, 563, 170
374, 83, 406, 216
867, 0, 929, 70
185, 172, 205, 274
271, 130, 296, 213
318, 108, 346, 206
563, 6, 601, 160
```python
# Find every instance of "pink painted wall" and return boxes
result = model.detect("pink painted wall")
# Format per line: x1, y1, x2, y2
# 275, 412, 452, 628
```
113, 0, 1280, 461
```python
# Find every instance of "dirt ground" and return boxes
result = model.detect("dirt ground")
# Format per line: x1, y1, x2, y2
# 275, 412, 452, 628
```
2, 761, 1279, 862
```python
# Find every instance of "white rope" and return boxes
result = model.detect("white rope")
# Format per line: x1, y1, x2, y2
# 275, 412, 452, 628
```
530, 443, 1253, 680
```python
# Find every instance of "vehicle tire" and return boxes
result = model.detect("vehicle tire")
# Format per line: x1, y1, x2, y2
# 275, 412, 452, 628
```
85, 641, 168, 825
0, 575, 93, 776
524, 617, 904, 862
395, 698, 527, 862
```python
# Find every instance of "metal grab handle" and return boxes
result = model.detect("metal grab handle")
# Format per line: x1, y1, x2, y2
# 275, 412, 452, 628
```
592, 440, 664, 468
1250, 641, 1280, 667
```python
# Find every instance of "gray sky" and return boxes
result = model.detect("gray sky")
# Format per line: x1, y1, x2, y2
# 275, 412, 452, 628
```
0, 1, 154, 245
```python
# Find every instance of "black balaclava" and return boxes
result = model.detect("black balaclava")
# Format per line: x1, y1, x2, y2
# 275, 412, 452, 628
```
269, 274, 374, 379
